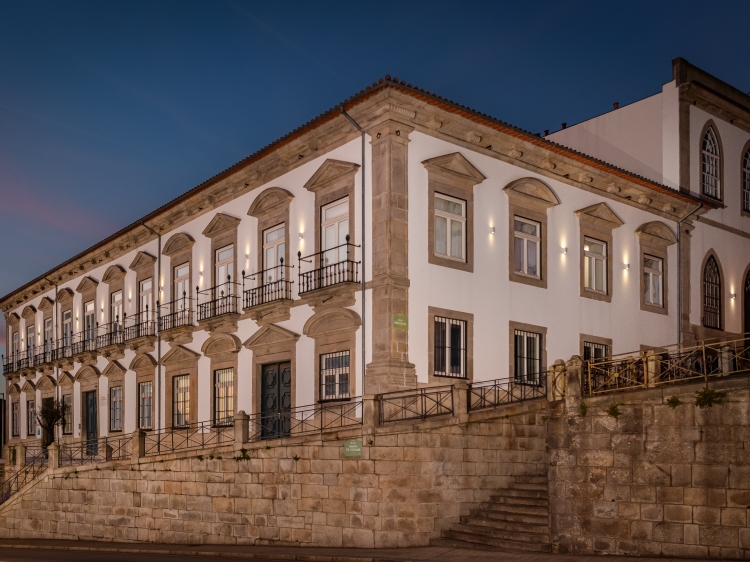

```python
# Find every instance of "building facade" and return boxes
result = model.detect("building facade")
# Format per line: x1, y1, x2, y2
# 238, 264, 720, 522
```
2, 58, 749, 450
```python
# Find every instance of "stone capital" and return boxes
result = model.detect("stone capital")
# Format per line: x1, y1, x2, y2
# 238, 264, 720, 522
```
367, 120, 415, 146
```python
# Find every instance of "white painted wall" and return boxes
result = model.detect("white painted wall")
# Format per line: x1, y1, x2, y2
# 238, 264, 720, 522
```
547, 93, 665, 185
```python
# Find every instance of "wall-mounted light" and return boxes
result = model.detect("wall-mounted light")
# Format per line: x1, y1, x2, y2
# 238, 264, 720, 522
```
731, 293, 737, 299
245, 253, 249, 260
489, 227, 495, 234
624, 263, 630, 270
199, 271, 203, 277
299, 233, 304, 240
561, 247, 568, 254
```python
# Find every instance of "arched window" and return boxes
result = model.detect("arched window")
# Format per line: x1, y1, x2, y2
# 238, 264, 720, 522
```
742, 148, 750, 212
702, 127, 721, 199
744, 268, 750, 334
703, 255, 722, 330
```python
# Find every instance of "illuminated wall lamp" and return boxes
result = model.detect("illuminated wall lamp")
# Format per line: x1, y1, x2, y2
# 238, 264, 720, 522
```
731, 293, 737, 299
489, 227, 495, 234
561, 247, 568, 254
299, 233, 304, 240
624, 263, 630, 270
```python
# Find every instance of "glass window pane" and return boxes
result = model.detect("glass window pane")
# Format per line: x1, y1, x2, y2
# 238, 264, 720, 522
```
527, 240, 538, 276
584, 256, 591, 289
435, 216, 447, 255
595, 259, 604, 291
514, 236, 525, 272
436, 196, 464, 216
653, 274, 661, 305
324, 200, 348, 221
515, 219, 537, 236
450, 220, 463, 258
176, 265, 189, 278
644, 272, 651, 303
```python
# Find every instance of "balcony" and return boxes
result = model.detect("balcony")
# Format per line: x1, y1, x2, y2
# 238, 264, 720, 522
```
196, 278, 241, 330
123, 310, 156, 342
71, 330, 98, 357
243, 261, 294, 309
159, 295, 194, 332
297, 238, 360, 305
96, 321, 124, 349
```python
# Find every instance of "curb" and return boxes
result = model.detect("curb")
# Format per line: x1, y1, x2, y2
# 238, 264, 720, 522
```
0, 543, 417, 562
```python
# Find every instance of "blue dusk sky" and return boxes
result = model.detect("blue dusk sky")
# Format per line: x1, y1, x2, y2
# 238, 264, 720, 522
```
1, 0, 749, 359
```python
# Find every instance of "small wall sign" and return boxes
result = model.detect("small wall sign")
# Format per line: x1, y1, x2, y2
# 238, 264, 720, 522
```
344, 439, 363, 457
392, 314, 408, 330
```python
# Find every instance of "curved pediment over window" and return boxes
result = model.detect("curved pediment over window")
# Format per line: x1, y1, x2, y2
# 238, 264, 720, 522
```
37, 375, 57, 392
504, 177, 561, 209
636, 221, 677, 247
75, 365, 100, 382
75, 276, 100, 294
129, 353, 156, 371
575, 202, 624, 230
21, 379, 37, 393
8, 383, 20, 396
21, 305, 37, 320
247, 187, 294, 218
7, 312, 20, 327
201, 333, 242, 358
129, 251, 157, 272
38, 297, 55, 312
303, 307, 362, 338
56, 288, 74, 304
102, 265, 127, 284
163, 233, 196, 257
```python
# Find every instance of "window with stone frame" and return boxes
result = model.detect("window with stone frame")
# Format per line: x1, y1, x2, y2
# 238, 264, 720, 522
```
319, 351, 350, 401
743, 147, 750, 213
213, 368, 234, 425
434, 194, 466, 262
583, 237, 607, 294
514, 329, 543, 384
703, 255, 722, 330
139, 381, 153, 430
110, 386, 123, 432
27, 400, 36, 437
643, 255, 663, 307
173, 374, 190, 428
62, 394, 73, 434
11, 401, 19, 437
701, 126, 721, 200
583, 341, 609, 362
433, 316, 467, 379
513, 216, 541, 278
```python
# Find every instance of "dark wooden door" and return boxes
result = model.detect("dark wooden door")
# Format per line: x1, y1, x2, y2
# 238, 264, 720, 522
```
84, 391, 97, 455
260, 362, 292, 439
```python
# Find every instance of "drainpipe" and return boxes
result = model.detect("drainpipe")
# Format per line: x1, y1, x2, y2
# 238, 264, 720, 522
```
141, 222, 162, 443
340, 107, 366, 395
44, 276, 58, 443
677, 203, 703, 348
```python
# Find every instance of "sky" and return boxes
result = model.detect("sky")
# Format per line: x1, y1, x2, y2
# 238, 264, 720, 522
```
1, 0, 749, 361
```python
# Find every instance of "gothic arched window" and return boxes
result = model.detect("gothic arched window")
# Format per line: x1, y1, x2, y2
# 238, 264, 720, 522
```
703, 255, 722, 330
701, 127, 721, 199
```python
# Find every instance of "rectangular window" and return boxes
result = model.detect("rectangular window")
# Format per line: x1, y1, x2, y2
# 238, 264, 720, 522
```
138, 382, 153, 430
84, 300, 95, 343
111, 290, 123, 328
174, 264, 190, 308
12, 331, 19, 356
213, 368, 234, 425
110, 386, 123, 432
12, 402, 19, 436
514, 330, 542, 383
434, 194, 466, 261
643, 255, 663, 307
321, 198, 349, 265
139, 279, 153, 317
26, 325, 35, 352
63, 394, 73, 434
434, 317, 467, 378
263, 224, 286, 281
583, 341, 609, 362
27, 400, 36, 437
513, 217, 540, 278
173, 375, 190, 428
584, 237, 607, 293
63, 310, 73, 348
44, 319, 53, 352
320, 351, 350, 401
215, 245, 234, 287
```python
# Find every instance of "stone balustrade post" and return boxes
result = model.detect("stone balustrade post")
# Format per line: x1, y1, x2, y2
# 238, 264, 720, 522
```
453, 382, 469, 418
47, 442, 59, 468
16, 443, 26, 470
564, 355, 584, 413
361, 396, 379, 433
548, 359, 566, 402
645, 349, 662, 387
104, 443, 113, 462
130, 429, 145, 464
234, 410, 248, 450
719, 344, 733, 375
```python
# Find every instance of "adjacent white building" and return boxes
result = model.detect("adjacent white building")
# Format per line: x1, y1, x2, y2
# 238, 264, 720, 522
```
3, 58, 748, 448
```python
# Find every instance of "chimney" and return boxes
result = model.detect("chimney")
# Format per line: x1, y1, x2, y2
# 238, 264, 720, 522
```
561, 123, 567, 129
544, 129, 549, 136
613, 102, 619, 110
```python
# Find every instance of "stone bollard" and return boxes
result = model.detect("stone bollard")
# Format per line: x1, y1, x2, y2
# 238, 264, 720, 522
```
47, 442, 60, 468
16, 443, 26, 470
130, 429, 145, 464
719, 344, 733, 375
548, 359, 566, 401
234, 410, 248, 451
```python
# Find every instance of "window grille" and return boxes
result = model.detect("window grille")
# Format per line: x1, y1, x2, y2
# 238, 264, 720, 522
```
643, 255, 663, 306
434, 194, 466, 261
703, 256, 722, 329
583, 341, 609, 362
110, 386, 123, 432
702, 127, 721, 199
743, 148, 750, 212
11, 402, 19, 437
139, 382, 153, 430
514, 217, 540, 277
27, 400, 36, 437
514, 330, 542, 383
434, 317, 467, 378
63, 394, 73, 434
320, 351, 350, 401
173, 375, 190, 428
584, 237, 607, 293
214, 368, 234, 425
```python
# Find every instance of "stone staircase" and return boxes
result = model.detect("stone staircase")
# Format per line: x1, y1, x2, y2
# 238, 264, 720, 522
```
435, 475, 551, 552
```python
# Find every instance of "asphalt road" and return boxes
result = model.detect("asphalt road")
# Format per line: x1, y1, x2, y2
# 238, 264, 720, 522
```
0, 549, 268, 562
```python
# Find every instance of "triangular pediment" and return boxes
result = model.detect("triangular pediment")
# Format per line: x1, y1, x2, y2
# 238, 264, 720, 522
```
243, 324, 300, 350
504, 177, 560, 208
201, 333, 242, 357
129, 353, 156, 371
304, 159, 360, 193
8, 383, 20, 396
38, 297, 55, 312
163, 233, 196, 257
129, 251, 157, 272
21, 305, 37, 320
76, 276, 99, 294
102, 264, 127, 283
7, 312, 20, 327
21, 380, 36, 393
202, 213, 241, 239
247, 187, 295, 218
422, 152, 486, 187
101, 360, 126, 378
575, 202, 624, 229
56, 288, 74, 304
161, 345, 201, 366
58, 372, 74, 387
636, 221, 677, 246
37, 375, 56, 391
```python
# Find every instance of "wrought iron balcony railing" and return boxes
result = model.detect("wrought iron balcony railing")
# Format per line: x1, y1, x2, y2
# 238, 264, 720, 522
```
144, 419, 233, 457
52, 336, 74, 362
196, 278, 241, 321
71, 330, 98, 356
242, 261, 294, 309
377, 385, 454, 424
297, 237, 360, 294
33, 342, 54, 367
123, 309, 156, 341
246, 399, 362, 441
97, 320, 124, 348
159, 295, 194, 332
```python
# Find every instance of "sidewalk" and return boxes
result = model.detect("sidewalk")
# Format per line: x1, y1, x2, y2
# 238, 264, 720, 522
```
0, 539, 696, 562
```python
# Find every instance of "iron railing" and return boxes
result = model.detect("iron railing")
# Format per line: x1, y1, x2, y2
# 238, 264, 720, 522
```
97, 320, 124, 348
247, 400, 362, 441
24, 446, 49, 466
197, 278, 241, 321
52, 335, 74, 362
0, 450, 48, 505
124, 309, 156, 341
159, 295, 194, 332
144, 419, 234, 457
297, 237, 360, 294
2, 353, 19, 374
378, 386, 454, 424
585, 335, 750, 395
468, 376, 547, 412
242, 261, 294, 308
71, 330, 98, 356
33, 342, 54, 366
59, 435, 132, 466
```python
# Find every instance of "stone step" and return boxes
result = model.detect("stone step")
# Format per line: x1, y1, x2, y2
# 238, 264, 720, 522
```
461, 515, 549, 534
497, 487, 548, 499
442, 529, 552, 553
509, 482, 549, 492
478, 502, 549, 516
469, 508, 549, 525
451, 523, 550, 544
491, 495, 549, 507
513, 475, 548, 484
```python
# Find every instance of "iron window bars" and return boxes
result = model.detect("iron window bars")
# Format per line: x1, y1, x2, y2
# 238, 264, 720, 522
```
583, 341, 609, 363
196, 277, 241, 321
514, 330, 543, 384
138, 381, 153, 430
213, 368, 234, 426
320, 351, 350, 402
242, 259, 294, 309
434, 317, 467, 379
297, 236, 360, 294
173, 374, 190, 428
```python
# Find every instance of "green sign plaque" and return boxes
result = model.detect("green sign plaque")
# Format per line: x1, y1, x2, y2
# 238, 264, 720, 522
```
393, 314, 408, 330
344, 439, 363, 457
